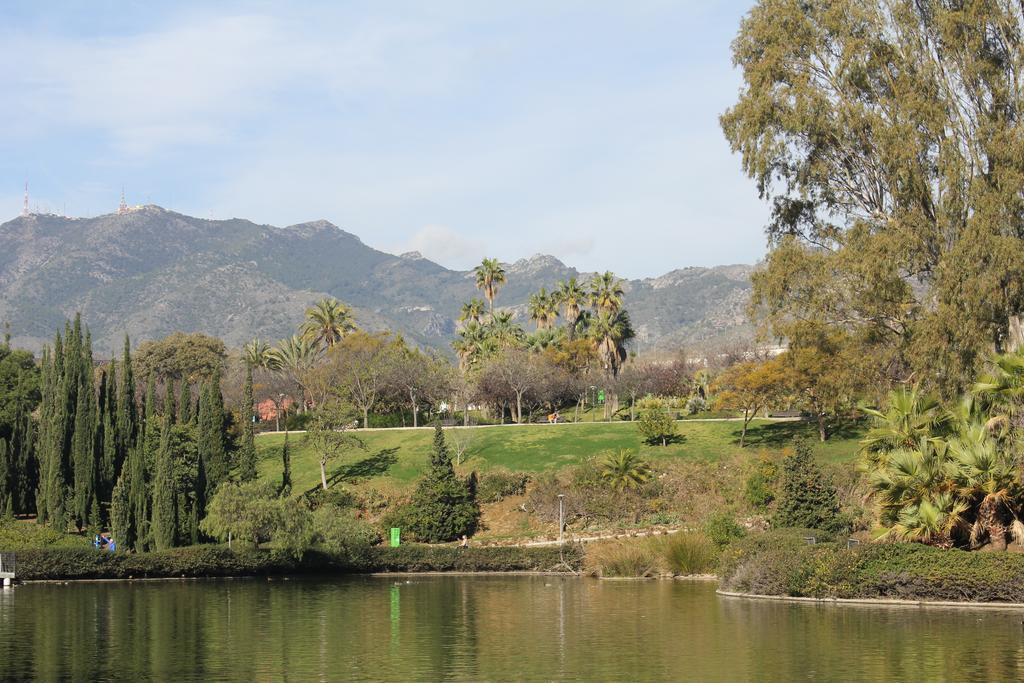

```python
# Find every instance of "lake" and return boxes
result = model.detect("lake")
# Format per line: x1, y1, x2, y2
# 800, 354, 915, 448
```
1, 576, 1023, 681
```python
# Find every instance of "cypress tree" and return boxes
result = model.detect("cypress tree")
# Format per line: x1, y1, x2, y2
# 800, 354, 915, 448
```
98, 365, 119, 510
144, 375, 158, 436
0, 438, 10, 518
11, 405, 35, 515
151, 420, 177, 550
165, 377, 177, 424
38, 336, 69, 527
280, 430, 292, 496
178, 382, 192, 424
128, 440, 149, 551
237, 365, 258, 482
199, 371, 228, 496
110, 462, 133, 549
115, 335, 137, 476
71, 329, 97, 529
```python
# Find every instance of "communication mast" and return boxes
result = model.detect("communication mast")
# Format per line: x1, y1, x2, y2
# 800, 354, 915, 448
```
118, 187, 128, 215
21, 182, 29, 217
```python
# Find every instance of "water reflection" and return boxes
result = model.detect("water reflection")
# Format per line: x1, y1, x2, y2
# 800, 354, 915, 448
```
0, 577, 1022, 681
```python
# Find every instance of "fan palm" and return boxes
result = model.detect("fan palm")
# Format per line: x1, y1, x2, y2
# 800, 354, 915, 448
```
866, 438, 953, 527
488, 311, 526, 349
600, 450, 652, 491
474, 258, 507, 315
269, 335, 321, 411
886, 493, 967, 548
452, 321, 490, 370
973, 351, 1024, 436
459, 299, 487, 326
588, 309, 635, 379
527, 287, 559, 330
589, 271, 624, 314
555, 277, 586, 332
300, 298, 356, 350
947, 425, 1022, 550
526, 328, 561, 353
859, 386, 948, 465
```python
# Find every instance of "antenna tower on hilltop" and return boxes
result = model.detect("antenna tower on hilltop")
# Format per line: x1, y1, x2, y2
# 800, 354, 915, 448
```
21, 182, 29, 217
118, 187, 128, 215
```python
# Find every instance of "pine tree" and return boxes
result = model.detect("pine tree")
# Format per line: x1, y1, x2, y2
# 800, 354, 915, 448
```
400, 425, 480, 542
280, 430, 292, 496
151, 420, 177, 550
771, 437, 846, 534
237, 365, 258, 482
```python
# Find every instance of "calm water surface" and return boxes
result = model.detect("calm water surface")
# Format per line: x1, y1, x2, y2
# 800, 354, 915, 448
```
1, 576, 1023, 681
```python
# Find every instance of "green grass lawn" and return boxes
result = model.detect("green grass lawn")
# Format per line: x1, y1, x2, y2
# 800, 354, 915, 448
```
256, 419, 864, 495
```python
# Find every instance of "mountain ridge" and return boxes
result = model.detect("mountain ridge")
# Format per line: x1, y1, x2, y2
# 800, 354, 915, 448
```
0, 206, 754, 355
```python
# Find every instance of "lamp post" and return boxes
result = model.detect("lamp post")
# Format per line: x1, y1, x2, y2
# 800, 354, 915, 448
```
558, 494, 565, 546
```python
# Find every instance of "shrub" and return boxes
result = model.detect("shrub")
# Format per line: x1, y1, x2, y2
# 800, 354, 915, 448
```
684, 395, 707, 415
313, 506, 380, 561
744, 456, 778, 509
477, 470, 530, 503
704, 512, 747, 548
0, 519, 90, 550
650, 532, 718, 575
200, 482, 314, 557
585, 539, 660, 577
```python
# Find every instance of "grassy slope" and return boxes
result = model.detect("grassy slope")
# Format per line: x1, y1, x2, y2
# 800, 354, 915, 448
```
256, 419, 864, 495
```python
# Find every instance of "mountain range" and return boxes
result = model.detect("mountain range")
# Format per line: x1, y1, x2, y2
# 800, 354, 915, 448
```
0, 206, 755, 356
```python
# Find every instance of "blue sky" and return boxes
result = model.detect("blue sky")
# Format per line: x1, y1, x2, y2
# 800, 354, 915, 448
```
0, 1, 767, 278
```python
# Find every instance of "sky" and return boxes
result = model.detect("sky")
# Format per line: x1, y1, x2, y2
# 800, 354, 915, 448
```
0, 1, 768, 279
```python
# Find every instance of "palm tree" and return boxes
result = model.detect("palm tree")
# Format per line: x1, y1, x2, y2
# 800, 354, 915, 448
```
527, 287, 559, 330
866, 438, 953, 528
859, 386, 949, 465
600, 450, 652, 491
243, 338, 277, 370
459, 299, 487, 326
947, 424, 1023, 550
488, 311, 526, 349
474, 258, 507, 315
973, 351, 1024, 436
588, 309, 635, 380
555, 278, 586, 333
269, 335, 321, 410
452, 321, 490, 370
526, 328, 561, 353
886, 493, 967, 548
589, 271, 624, 314
300, 298, 356, 351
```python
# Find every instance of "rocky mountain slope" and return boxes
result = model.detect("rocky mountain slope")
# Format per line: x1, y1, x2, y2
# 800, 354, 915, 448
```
0, 206, 754, 355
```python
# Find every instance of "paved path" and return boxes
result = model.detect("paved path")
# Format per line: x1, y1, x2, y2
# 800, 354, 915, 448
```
255, 416, 803, 437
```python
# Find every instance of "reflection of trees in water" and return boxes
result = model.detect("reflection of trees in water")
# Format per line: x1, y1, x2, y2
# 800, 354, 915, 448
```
2, 579, 1024, 680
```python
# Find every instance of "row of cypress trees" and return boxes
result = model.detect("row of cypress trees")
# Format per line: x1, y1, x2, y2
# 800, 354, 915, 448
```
30, 315, 238, 551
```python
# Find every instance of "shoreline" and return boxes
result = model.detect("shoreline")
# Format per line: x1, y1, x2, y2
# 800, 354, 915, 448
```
716, 589, 1024, 611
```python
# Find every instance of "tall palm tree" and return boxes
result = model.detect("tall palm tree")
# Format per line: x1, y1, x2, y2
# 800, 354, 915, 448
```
588, 309, 635, 379
300, 298, 356, 351
269, 335, 321, 410
474, 258, 507, 315
459, 299, 487, 326
488, 311, 526, 349
527, 287, 559, 330
589, 271, 624, 314
452, 321, 490, 370
555, 277, 586, 335
243, 338, 278, 370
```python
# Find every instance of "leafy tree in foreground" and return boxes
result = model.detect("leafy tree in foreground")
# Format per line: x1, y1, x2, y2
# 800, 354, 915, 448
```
398, 425, 479, 542
305, 401, 364, 490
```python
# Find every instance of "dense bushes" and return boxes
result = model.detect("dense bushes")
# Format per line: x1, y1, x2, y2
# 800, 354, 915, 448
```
12, 543, 584, 580
477, 470, 530, 503
719, 529, 1024, 603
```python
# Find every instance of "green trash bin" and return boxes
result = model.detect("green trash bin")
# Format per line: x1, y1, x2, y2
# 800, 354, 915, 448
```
390, 528, 401, 548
